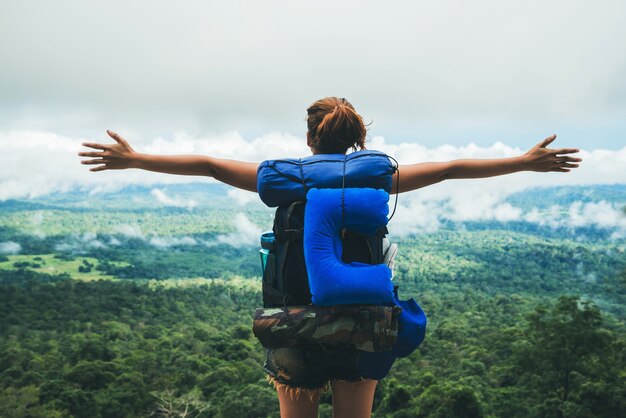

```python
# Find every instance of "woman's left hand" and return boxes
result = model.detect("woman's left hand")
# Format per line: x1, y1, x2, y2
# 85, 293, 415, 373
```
522, 134, 582, 172
78, 130, 137, 172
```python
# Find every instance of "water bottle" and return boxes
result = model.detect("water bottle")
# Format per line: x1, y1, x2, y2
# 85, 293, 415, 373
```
260, 231, 275, 281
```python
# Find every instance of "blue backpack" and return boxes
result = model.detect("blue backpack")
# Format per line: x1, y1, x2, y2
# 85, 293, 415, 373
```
257, 151, 394, 308
257, 151, 427, 374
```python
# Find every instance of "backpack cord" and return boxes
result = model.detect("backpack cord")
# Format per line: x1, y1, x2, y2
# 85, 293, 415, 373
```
281, 298, 296, 331
298, 158, 307, 192
341, 154, 347, 227
387, 155, 400, 221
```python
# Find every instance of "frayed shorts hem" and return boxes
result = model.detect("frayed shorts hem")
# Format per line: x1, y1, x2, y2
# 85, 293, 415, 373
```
264, 372, 370, 403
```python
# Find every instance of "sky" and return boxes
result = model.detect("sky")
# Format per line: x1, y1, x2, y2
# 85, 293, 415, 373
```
0, 0, 625, 236
1, 0, 625, 148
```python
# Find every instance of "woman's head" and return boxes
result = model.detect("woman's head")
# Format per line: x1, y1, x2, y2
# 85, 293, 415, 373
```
306, 97, 367, 154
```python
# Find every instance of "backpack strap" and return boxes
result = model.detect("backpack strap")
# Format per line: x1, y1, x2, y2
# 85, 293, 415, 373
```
274, 229, 303, 242
270, 200, 308, 307
376, 226, 389, 237
262, 281, 287, 306
274, 202, 304, 242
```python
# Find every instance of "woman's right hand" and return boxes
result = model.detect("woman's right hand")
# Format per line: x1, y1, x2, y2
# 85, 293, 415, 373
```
78, 130, 137, 172
521, 134, 581, 173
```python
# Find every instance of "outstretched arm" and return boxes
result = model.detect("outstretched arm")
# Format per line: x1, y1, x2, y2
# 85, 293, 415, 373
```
393, 135, 582, 193
78, 130, 259, 192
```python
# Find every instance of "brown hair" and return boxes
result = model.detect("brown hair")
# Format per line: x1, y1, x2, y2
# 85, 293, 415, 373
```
306, 97, 367, 154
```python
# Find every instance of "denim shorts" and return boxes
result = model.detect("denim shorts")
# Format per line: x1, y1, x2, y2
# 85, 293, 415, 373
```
263, 344, 370, 400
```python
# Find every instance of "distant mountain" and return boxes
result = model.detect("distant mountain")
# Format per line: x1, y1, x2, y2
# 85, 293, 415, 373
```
0, 182, 238, 211
505, 184, 626, 210
4, 182, 625, 211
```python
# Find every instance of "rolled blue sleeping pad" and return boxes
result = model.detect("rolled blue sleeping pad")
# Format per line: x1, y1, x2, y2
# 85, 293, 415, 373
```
303, 187, 394, 306
257, 150, 395, 207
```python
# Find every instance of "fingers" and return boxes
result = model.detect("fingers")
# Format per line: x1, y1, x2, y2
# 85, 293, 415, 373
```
554, 148, 580, 155
554, 156, 582, 163
78, 151, 107, 158
81, 159, 109, 165
89, 165, 109, 172
107, 129, 126, 144
81, 129, 127, 149
81, 142, 109, 150
550, 159, 580, 172
539, 134, 557, 148
79, 132, 122, 173
551, 157, 580, 171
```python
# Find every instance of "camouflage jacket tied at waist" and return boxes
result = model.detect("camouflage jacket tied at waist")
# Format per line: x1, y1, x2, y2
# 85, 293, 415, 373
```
253, 304, 402, 352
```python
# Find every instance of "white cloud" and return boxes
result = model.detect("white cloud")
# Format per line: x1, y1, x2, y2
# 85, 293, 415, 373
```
151, 188, 197, 209
387, 198, 442, 238
494, 203, 524, 222
28, 210, 47, 238
114, 223, 199, 248
0, 241, 21, 254
444, 190, 513, 222
108, 237, 121, 246
567, 201, 626, 229
583, 272, 598, 284
227, 188, 258, 206
568, 201, 626, 230
215, 213, 263, 247
522, 201, 626, 233
54, 232, 106, 253
114, 224, 145, 239
56, 224, 201, 250
524, 206, 564, 228
149, 236, 198, 248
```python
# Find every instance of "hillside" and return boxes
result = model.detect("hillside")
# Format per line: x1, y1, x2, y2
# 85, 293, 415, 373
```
0, 183, 624, 417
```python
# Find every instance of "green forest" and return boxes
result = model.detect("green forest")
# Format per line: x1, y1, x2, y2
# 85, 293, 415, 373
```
1, 183, 625, 417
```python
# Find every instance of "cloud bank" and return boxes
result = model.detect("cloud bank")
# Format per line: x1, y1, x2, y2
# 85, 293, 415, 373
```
390, 198, 626, 239
150, 188, 197, 210
1, 130, 624, 202
49, 214, 264, 253
1, 130, 624, 243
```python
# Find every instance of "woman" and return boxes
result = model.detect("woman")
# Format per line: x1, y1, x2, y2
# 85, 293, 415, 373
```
78, 97, 581, 418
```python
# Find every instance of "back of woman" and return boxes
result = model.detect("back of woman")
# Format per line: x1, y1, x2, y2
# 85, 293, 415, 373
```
262, 97, 387, 418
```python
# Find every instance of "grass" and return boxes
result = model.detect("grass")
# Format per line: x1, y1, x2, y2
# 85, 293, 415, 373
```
0, 253, 263, 292
0, 253, 130, 281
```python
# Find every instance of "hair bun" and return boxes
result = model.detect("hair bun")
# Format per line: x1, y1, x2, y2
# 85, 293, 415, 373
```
307, 97, 367, 154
